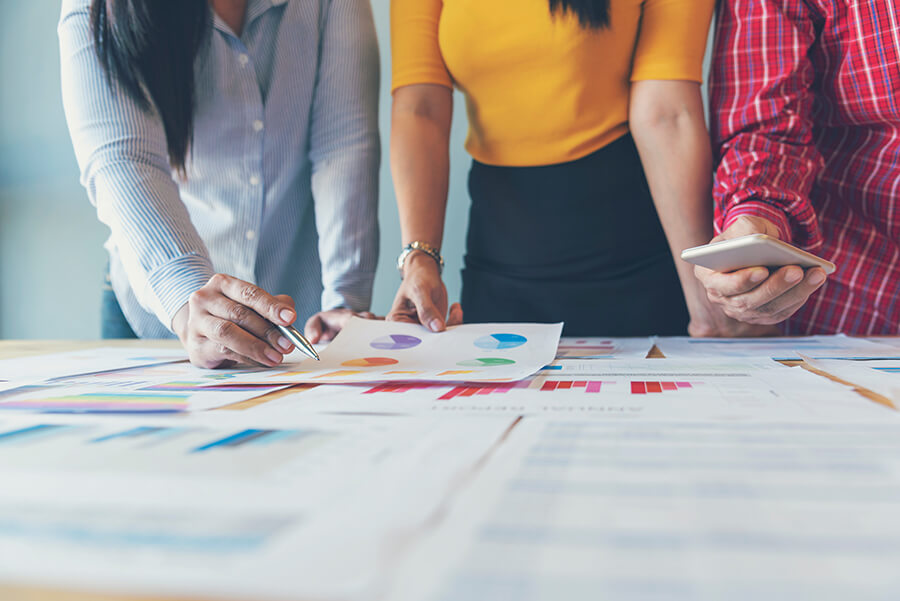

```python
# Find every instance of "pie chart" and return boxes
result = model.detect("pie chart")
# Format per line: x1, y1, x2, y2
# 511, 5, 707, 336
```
457, 358, 516, 367
474, 333, 527, 350
342, 357, 399, 367
370, 334, 422, 350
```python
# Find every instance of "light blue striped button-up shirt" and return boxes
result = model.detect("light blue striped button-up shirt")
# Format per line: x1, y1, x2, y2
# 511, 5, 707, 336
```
59, 0, 380, 338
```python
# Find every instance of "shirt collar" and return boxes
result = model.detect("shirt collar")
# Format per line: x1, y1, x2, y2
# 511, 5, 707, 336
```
213, 0, 288, 37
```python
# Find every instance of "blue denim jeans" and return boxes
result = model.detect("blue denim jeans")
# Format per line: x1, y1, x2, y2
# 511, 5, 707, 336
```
102, 269, 137, 339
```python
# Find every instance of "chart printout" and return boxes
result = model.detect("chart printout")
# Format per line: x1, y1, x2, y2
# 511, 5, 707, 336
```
238, 359, 891, 421
202, 318, 563, 384
0, 413, 514, 600
388, 418, 900, 601
655, 335, 900, 361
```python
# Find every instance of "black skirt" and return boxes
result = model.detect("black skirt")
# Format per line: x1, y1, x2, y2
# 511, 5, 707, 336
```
462, 133, 689, 336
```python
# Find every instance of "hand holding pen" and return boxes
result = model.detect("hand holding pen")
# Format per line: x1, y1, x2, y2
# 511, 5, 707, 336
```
172, 274, 318, 369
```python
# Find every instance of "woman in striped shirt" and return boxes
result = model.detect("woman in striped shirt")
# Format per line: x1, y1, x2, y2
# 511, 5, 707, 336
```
60, 0, 380, 367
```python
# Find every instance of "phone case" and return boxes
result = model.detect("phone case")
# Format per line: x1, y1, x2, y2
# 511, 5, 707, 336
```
681, 234, 836, 274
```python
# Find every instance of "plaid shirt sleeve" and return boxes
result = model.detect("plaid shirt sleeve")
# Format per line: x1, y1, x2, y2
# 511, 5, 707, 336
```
709, 0, 826, 251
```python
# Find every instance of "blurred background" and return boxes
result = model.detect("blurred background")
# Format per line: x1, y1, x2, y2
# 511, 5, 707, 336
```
0, 1, 711, 339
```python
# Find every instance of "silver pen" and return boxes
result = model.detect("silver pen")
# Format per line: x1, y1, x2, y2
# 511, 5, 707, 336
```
275, 323, 320, 361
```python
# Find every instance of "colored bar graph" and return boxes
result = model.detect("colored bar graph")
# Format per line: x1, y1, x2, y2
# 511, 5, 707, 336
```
439, 383, 519, 400
631, 381, 696, 394
538, 380, 607, 393
0, 393, 189, 413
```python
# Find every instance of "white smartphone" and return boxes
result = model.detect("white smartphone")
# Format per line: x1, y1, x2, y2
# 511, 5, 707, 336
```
681, 234, 836, 275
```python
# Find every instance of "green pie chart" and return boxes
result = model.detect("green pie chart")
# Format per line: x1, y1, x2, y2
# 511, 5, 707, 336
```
457, 357, 516, 367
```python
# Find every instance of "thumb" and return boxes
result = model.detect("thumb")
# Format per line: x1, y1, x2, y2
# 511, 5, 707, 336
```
721, 216, 781, 240
304, 314, 324, 343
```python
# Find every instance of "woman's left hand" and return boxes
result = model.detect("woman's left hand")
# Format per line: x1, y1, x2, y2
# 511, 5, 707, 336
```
304, 308, 382, 343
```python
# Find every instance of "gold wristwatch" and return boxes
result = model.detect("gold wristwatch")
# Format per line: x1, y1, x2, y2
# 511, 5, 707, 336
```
397, 241, 444, 278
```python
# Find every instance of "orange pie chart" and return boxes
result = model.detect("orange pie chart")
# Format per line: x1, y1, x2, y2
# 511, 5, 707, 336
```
341, 357, 399, 367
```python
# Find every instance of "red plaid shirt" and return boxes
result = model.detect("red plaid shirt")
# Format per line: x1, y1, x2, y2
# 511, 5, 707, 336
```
710, 0, 900, 335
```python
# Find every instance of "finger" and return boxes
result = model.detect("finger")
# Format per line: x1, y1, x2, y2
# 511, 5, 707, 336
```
204, 295, 292, 354
447, 303, 464, 326
410, 286, 446, 332
722, 265, 807, 312
699, 266, 771, 298
752, 268, 827, 323
304, 314, 325, 344
210, 274, 296, 326
190, 337, 260, 369
199, 313, 283, 367
387, 292, 421, 324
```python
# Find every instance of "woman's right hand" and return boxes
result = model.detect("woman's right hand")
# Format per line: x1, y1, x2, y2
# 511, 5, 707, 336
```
172, 274, 297, 369
387, 252, 463, 331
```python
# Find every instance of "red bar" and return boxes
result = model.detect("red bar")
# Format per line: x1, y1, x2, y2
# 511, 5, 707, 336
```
646, 382, 662, 393
557, 381, 573, 390
477, 386, 496, 395
676, 382, 693, 388
586, 381, 603, 393
364, 384, 389, 394
661, 382, 677, 391
541, 381, 558, 391
573, 381, 587, 387
631, 381, 646, 394
438, 387, 466, 400
460, 386, 479, 397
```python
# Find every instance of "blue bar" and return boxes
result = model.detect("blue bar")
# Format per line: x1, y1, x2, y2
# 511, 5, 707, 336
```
91, 426, 168, 443
192, 429, 269, 453
0, 424, 65, 445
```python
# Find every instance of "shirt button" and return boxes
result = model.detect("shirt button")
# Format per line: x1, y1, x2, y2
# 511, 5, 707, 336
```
252, 120, 264, 132
238, 53, 249, 66
245, 230, 256, 241
249, 175, 260, 186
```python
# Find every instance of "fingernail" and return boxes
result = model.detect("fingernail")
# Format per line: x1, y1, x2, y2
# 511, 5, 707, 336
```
809, 270, 826, 285
264, 348, 282, 364
750, 269, 767, 283
280, 309, 294, 323
785, 269, 803, 283
429, 319, 442, 332
277, 336, 292, 352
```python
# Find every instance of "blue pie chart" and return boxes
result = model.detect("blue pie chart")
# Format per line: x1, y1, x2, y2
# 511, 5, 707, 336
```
370, 334, 422, 351
474, 333, 528, 350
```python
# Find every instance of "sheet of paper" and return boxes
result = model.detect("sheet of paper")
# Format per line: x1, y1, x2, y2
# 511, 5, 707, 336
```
0, 347, 187, 385
213, 317, 563, 384
0, 412, 514, 600
0, 381, 285, 413
655, 335, 900, 360
388, 418, 900, 601
238, 359, 890, 421
554, 337, 654, 359
805, 358, 900, 405
867, 337, 900, 348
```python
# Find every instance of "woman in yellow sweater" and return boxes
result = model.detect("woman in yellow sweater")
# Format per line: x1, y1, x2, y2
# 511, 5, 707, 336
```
387, 0, 749, 336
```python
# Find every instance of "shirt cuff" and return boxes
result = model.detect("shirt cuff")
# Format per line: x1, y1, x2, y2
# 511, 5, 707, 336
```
146, 254, 215, 331
721, 202, 793, 243
321, 281, 373, 314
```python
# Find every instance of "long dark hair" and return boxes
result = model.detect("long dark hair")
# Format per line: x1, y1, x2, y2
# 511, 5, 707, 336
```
90, 0, 211, 172
550, 0, 610, 29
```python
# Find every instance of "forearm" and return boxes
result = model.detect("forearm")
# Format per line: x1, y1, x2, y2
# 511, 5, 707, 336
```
630, 86, 713, 308
390, 88, 452, 249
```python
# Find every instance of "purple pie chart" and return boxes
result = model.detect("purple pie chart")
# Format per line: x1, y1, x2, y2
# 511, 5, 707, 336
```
370, 334, 422, 351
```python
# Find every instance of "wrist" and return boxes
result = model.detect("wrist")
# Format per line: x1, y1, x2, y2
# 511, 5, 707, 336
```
403, 251, 442, 279
172, 302, 190, 342
397, 241, 444, 278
